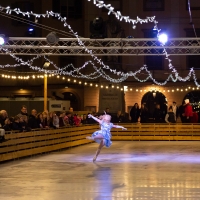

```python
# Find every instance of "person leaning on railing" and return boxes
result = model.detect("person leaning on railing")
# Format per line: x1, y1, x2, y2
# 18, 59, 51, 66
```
3, 118, 12, 131
165, 107, 176, 124
28, 109, 41, 129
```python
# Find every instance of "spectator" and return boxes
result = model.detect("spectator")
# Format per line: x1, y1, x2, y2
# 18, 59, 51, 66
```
0, 110, 8, 141
63, 115, 69, 126
81, 114, 88, 124
165, 107, 176, 123
130, 103, 140, 123
53, 112, 59, 128
0, 110, 8, 127
17, 105, 28, 123
140, 104, 149, 123
73, 114, 82, 126
0, 129, 5, 142
36, 112, 44, 128
154, 104, 163, 123
179, 101, 186, 123
42, 111, 49, 128
48, 112, 55, 128
59, 112, 65, 127
114, 111, 125, 123
183, 99, 193, 123
69, 106, 74, 114
162, 101, 168, 121
105, 108, 111, 115
66, 111, 74, 126
28, 109, 40, 129
172, 101, 179, 121
19, 116, 31, 132
87, 112, 97, 124
12, 116, 24, 132
3, 118, 12, 131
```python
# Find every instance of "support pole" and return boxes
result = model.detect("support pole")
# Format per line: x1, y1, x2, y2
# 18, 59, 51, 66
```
44, 74, 47, 111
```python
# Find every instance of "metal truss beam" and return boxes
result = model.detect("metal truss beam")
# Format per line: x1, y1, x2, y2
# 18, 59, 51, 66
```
1, 37, 200, 56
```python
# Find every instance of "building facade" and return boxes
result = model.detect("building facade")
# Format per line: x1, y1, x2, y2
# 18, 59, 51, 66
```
0, 0, 200, 116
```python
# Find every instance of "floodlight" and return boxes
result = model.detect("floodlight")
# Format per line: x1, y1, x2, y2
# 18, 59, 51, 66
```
158, 33, 168, 45
46, 32, 59, 45
0, 34, 6, 45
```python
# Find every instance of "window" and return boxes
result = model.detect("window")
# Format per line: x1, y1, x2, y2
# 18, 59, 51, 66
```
52, 0, 82, 19
143, 0, 164, 11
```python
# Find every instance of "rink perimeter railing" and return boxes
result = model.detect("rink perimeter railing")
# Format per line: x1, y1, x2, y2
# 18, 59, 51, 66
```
1, 123, 200, 162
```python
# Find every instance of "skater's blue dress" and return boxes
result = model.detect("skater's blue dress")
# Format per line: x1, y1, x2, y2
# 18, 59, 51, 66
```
92, 121, 113, 147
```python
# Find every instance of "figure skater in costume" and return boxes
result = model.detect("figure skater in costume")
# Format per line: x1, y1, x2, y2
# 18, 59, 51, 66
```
86, 113, 127, 162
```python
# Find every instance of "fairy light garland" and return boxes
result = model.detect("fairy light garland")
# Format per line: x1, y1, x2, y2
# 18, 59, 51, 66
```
0, 4, 200, 86
1, 70, 199, 93
89, 0, 157, 29
1, 45, 200, 87
0, 5, 166, 84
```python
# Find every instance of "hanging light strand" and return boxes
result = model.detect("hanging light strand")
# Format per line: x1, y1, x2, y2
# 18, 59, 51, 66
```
0, 5, 200, 86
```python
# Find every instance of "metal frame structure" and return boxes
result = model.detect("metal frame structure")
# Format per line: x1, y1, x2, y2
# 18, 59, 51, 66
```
1, 37, 200, 56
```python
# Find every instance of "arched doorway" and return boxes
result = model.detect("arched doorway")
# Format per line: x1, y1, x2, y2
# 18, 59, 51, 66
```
141, 91, 167, 120
62, 92, 81, 111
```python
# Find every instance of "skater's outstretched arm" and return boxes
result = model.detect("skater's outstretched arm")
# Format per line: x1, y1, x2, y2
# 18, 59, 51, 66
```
88, 114, 102, 124
113, 124, 127, 130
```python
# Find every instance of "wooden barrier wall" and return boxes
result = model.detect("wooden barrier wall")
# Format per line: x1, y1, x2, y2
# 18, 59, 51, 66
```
1, 123, 200, 162
0, 125, 98, 162
111, 123, 200, 141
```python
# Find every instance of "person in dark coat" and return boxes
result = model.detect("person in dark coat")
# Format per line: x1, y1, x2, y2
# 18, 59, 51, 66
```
113, 111, 125, 123
154, 104, 163, 123
165, 107, 176, 123
140, 103, 149, 123
179, 102, 186, 123
3, 118, 12, 131
28, 109, 40, 129
19, 116, 31, 132
130, 103, 140, 123
81, 114, 88, 124
12, 116, 24, 132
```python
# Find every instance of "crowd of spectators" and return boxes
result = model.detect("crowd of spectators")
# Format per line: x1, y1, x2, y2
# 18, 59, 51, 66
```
0, 106, 86, 142
0, 106, 132, 143
1, 100, 197, 142
129, 100, 199, 124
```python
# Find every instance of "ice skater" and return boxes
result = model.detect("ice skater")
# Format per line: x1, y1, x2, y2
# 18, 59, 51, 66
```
86, 113, 127, 162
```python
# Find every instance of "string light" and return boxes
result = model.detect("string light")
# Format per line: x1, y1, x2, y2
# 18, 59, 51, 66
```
91, 0, 156, 29
0, 5, 170, 85
0, 4, 200, 87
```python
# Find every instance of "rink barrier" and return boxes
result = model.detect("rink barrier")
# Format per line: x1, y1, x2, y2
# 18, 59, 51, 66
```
111, 123, 200, 141
0, 125, 97, 162
1, 123, 200, 162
